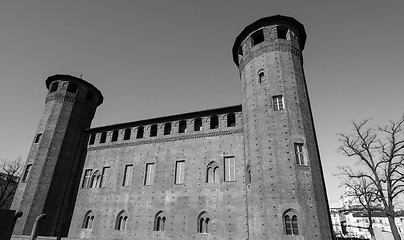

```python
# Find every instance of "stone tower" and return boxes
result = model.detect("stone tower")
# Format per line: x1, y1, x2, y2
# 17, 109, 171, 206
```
232, 16, 333, 239
11, 75, 103, 237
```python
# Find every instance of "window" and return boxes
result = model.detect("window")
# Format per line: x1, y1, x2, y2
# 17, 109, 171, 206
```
227, 113, 236, 127
83, 211, 94, 229
123, 128, 131, 140
123, 165, 133, 186
100, 132, 107, 143
175, 161, 185, 184
194, 118, 202, 131
224, 157, 236, 182
50, 82, 59, 92
277, 26, 288, 39
22, 164, 32, 182
251, 29, 264, 46
294, 143, 306, 165
197, 211, 210, 234
82, 169, 92, 188
34, 133, 42, 143
246, 164, 251, 185
164, 122, 171, 135
179, 120, 187, 133
258, 71, 265, 83
210, 115, 219, 129
154, 211, 166, 231
86, 91, 94, 102
115, 211, 128, 231
136, 126, 144, 139
111, 130, 119, 142
150, 124, 158, 137
66, 82, 78, 93
145, 163, 155, 186
273, 95, 284, 111
91, 170, 100, 188
284, 210, 299, 235
206, 161, 219, 183
100, 166, 110, 187
89, 133, 96, 145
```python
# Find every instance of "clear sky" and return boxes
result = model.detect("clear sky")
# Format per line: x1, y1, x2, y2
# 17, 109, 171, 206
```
0, 0, 403, 208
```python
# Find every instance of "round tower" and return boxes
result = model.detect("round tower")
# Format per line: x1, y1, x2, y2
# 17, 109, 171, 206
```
11, 75, 103, 237
233, 16, 333, 239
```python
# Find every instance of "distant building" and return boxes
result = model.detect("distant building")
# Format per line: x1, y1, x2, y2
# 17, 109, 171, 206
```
11, 15, 333, 239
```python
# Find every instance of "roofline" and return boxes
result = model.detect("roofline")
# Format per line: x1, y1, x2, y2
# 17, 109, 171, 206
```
45, 74, 104, 106
232, 15, 307, 66
86, 104, 242, 133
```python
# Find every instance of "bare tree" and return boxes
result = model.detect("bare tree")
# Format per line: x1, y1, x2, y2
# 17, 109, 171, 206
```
0, 157, 23, 209
340, 174, 379, 239
338, 116, 404, 240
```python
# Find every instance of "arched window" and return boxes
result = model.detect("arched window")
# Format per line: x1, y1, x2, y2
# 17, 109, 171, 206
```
154, 211, 166, 231
197, 211, 211, 233
91, 170, 100, 188
206, 162, 219, 183
115, 211, 128, 231
83, 211, 94, 229
258, 70, 265, 83
283, 209, 299, 235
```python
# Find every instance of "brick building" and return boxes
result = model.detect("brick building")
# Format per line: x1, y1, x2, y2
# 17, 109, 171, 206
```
11, 15, 333, 240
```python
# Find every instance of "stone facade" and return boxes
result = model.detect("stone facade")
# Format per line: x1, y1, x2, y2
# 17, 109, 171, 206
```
11, 15, 333, 240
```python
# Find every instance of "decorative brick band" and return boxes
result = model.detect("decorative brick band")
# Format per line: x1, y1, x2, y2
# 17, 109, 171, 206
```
45, 94, 75, 104
88, 128, 243, 151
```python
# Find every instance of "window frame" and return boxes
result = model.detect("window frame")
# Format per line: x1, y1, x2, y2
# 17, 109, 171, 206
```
273, 95, 285, 111
144, 163, 155, 186
224, 156, 236, 182
123, 164, 133, 187
175, 160, 185, 184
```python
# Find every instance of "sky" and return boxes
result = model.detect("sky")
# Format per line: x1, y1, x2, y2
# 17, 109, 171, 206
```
0, 1, 403, 208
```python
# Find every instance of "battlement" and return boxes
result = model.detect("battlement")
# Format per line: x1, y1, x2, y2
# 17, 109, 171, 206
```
86, 105, 243, 148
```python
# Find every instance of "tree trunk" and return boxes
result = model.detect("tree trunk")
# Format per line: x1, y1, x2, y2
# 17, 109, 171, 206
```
387, 215, 401, 240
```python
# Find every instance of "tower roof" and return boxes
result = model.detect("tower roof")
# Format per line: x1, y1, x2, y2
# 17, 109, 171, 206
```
45, 74, 104, 106
232, 15, 307, 66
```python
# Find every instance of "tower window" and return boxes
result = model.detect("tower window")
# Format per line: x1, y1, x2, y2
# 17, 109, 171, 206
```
144, 163, 155, 186
100, 166, 110, 188
246, 164, 251, 185
123, 164, 133, 187
136, 126, 144, 139
100, 132, 107, 143
175, 161, 185, 184
206, 161, 219, 183
284, 210, 299, 235
50, 82, 59, 92
258, 71, 265, 83
164, 122, 172, 135
179, 120, 187, 133
197, 211, 210, 234
295, 143, 306, 165
34, 133, 42, 143
273, 95, 285, 111
194, 118, 202, 131
66, 82, 78, 93
83, 211, 94, 229
22, 164, 32, 182
277, 26, 288, 40
150, 124, 158, 137
123, 128, 131, 140
227, 113, 236, 127
251, 29, 264, 46
210, 115, 219, 129
89, 133, 96, 145
115, 211, 128, 231
90, 170, 100, 188
154, 211, 166, 231
111, 130, 119, 142
224, 156, 236, 182
82, 169, 92, 188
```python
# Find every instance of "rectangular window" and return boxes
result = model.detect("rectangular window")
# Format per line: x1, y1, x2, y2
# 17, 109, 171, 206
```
123, 165, 133, 186
111, 130, 119, 142
34, 133, 42, 143
273, 95, 284, 111
100, 166, 110, 187
66, 82, 78, 93
100, 132, 107, 143
136, 126, 144, 139
123, 128, 131, 140
22, 164, 32, 182
82, 169, 92, 188
294, 143, 305, 165
179, 120, 187, 133
175, 161, 185, 184
89, 133, 96, 145
224, 157, 236, 182
144, 163, 155, 186
251, 29, 264, 46
194, 118, 202, 131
